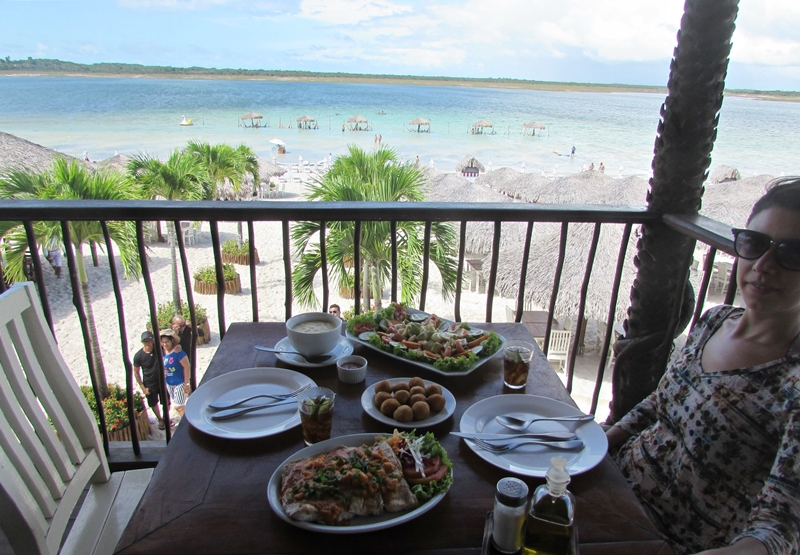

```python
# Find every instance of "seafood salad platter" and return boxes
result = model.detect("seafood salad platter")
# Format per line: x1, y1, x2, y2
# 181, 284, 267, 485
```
345, 303, 504, 376
268, 430, 453, 533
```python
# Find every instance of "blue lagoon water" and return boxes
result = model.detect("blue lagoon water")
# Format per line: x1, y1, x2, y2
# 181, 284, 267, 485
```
1, 76, 798, 178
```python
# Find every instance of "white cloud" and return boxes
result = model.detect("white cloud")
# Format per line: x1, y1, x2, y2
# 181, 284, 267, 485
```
299, 0, 413, 25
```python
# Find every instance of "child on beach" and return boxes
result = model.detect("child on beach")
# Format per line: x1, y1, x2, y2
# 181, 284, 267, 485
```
160, 329, 191, 417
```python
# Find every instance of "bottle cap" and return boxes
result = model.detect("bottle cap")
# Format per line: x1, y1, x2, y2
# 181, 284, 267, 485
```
495, 477, 529, 507
546, 456, 571, 493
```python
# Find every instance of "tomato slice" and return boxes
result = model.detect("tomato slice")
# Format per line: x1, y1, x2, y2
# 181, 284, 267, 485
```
405, 464, 448, 485
402, 456, 440, 480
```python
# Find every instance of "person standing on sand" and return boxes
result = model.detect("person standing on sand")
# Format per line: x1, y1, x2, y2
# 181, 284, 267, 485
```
172, 314, 203, 353
160, 329, 191, 418
133, 331, 172, 430
328, 304, 342, 320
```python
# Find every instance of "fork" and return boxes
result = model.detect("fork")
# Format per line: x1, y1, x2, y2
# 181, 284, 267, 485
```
208, 383, 310, 410
472, 437, 584, 452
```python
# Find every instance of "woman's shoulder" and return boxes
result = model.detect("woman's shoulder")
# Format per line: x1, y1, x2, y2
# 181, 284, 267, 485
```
696, 304, 742, 329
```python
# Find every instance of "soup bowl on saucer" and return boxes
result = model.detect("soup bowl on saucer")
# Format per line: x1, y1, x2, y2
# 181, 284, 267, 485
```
285, 312, 342, 357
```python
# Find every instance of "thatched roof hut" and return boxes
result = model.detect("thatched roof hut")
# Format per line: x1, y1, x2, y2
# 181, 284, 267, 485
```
240, 112, 264, 128
346, 115, 370, 131
97, 154, 131, 174
700, 174, 775, 228
523, 121, 546, 136
0, 132, 78, 173
296, 115, 318, 129
409, 118, 431, 132
455, 155, 485, 175
471, 120, 494, 134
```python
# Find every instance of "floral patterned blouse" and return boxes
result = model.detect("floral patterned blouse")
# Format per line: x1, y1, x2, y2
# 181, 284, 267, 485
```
614, 305, 800, 555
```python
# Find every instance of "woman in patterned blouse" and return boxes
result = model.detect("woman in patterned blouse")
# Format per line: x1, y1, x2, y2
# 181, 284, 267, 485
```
607, 178, 800, 555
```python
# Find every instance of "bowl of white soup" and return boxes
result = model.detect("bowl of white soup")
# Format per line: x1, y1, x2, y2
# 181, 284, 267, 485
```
286, 312, 343, 357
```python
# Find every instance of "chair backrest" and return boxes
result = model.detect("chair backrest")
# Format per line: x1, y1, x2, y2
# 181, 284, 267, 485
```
505, 305, 516, 323
547, 329, 572, 357
0, 283, 109, 555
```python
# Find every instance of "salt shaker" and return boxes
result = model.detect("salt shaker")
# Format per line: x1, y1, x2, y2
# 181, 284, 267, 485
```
492, 477, 529, 553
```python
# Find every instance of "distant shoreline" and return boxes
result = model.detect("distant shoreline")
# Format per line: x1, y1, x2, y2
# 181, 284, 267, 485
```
3, 69, 799, 103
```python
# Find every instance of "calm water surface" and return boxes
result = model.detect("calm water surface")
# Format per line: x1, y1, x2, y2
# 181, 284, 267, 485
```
1, 76, 798, 178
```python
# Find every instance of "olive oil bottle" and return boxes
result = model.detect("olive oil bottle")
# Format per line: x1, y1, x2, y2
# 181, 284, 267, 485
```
523, 456, 575, 555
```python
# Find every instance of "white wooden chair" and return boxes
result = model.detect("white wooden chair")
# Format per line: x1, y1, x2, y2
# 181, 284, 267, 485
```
712, 261, 732, 294
546, 329, 572, 373
0, 283, 152, 555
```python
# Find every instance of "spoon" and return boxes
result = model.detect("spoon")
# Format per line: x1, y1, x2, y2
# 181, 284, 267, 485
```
496, 413, 595, 432
254, 345, 333, 364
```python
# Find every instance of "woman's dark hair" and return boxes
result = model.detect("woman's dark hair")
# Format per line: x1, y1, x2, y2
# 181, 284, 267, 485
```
748, 177, 800, 223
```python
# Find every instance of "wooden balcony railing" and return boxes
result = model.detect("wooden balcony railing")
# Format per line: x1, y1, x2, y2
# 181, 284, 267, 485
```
0, 200, 737, 469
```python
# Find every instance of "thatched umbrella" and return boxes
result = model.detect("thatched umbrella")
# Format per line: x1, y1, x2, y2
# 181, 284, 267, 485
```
471, 120, 494, 134
709, 164, 742, 183
455, 155, 486, 174
700, 174, 775, 228
241, 112, 263, 127
0, 131, 78, 173
523, 121, 546, 136
296, 115, 317, 130
347, 115, 369, 131
409, 117, 431, 132
97, 154, 131, 174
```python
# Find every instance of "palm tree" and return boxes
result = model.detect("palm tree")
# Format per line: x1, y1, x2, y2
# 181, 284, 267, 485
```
0, 159, 140, 396
128, 149, 209, 309
291, 145, 459, 312
185, 141, 259, 244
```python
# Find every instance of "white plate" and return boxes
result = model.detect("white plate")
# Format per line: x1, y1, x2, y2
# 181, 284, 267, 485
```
360, 378, 456, 428
274, 336, 353, 368
345, 326, 505, 377
267, 433, 451, 533
459, 395, 607, 477
185, 367, 316, 439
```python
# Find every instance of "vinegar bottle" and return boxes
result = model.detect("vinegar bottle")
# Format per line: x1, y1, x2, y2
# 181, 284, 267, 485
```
523, 456, 575, 555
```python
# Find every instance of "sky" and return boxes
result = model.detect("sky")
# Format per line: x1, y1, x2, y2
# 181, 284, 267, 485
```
1, 0, 799, 91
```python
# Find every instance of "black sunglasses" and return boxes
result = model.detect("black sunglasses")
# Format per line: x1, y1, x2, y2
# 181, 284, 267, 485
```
731, 228, 800, 271
329, 310, 339, 314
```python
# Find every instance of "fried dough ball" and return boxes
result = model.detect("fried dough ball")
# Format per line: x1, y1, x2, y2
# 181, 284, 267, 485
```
409, 386, 426, 396
409, 393, 427, 406
412, 401, 431, 421
408, 377, 425, 389
381, 398, 401, 417
427, 394, 446, 412
394, 390, 411, 405
425, 384, 443, 397
374, 380, 393, 394
392, 381, 410, 393
394, 405, 414, 422
374, 391, 392, 409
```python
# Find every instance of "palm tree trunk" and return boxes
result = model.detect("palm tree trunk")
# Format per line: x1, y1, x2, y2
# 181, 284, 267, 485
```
362, 261, 371, 312
168, 222, 182, 310
76, 251, 108, 397
371, 264, 383, 309
609, 0, 738, 423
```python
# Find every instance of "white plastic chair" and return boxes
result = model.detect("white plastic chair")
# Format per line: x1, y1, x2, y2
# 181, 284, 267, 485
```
712, 261, 732, 294
546, 329, 572, 373
0, 283, 152, 555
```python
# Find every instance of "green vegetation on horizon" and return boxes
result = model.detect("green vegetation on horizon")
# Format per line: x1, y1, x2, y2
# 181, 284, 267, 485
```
3, 57, 799, 99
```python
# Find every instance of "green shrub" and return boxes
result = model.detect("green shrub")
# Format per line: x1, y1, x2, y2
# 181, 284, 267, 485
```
222, 239, 251, 255
152, 300, 207, 329
193, 263, 238, 283
81, 383, 145, 432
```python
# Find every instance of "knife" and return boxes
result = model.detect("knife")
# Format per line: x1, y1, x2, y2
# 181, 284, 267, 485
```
452, 431, 578, 441
210, 397, 297, 420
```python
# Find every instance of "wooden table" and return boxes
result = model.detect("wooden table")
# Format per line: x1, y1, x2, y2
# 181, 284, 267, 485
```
115, 322, 673, 555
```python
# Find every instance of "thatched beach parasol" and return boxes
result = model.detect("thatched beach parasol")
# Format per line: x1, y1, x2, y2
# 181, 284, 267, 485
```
0, 132, 79, 173
523, 121, 546, 136
709, 164, 742, 184
409, 117, 431, 132
97, 154, 131, 174
241, 112, 264, 128
700, 174, 775, 228
455, 155, 486, 174
296, 115, 317, 129
346, 115, 370, 131
471, 120, 494, 134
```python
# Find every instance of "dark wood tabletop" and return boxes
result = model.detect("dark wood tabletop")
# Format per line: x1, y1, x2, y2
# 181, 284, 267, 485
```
115, 322, 673, 555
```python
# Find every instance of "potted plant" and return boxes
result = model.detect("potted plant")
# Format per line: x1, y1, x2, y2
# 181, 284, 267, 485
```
81, 383, 151, 441
149, 300, 211, 346
221, 239, 259, 265
193, 263, 241, 295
